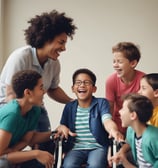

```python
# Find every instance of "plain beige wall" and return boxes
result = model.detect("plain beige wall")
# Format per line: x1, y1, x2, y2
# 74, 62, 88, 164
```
1, 0, 158, 129
0, 0, 4, 67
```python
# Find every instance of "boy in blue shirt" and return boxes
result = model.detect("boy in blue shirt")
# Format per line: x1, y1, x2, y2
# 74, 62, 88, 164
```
57, 68, 123, 168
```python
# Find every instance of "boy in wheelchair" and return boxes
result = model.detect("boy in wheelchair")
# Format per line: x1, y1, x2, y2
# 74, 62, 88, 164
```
57, 68, 123, 168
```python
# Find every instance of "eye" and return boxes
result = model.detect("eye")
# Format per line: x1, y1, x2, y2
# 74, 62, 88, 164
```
74, 80, 93, 86
58, 40, 65, 45
118, 60, 123, 64
142, 86, 146, 90
84, 81, 92, 85
74, 80, 81, 86
113, 60, 116, 64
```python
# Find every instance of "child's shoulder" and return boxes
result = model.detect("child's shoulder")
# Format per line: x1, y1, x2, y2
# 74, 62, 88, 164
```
144, 125, 158, 138
95, 97, 105, 99
135, 70, 145, 76
107, 72, 117, 80
93, 97, 108, 101
147, 125, 158, 132
93, 97, 109, 106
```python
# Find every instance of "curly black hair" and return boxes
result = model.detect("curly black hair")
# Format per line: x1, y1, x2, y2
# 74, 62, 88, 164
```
12, 70, 42, 98
24, 10, 77, 48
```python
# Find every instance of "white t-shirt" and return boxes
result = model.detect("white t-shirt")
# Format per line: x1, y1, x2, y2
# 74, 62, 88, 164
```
0, 45, 60, 103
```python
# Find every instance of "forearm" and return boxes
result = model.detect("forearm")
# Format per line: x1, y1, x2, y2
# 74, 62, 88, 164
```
5, 141, 28, 153
104, 119, 124, 140
119, 143, 131, 154
10, 131, 36, 152
121, 157, 137, 168
7, 150, 39, 163
47, 87, 73, 104
29, 131, 51, 146
109, 101, 114, 116
7, 149, 54, 166
105, 119, 118, 133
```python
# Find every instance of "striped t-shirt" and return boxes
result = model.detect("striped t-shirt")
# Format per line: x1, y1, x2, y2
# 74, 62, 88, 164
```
135, 136, 153, 168
73, 105, 111, 150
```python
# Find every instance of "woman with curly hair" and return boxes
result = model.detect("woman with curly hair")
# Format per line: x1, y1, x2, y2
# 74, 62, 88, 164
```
0, 10, 77, 167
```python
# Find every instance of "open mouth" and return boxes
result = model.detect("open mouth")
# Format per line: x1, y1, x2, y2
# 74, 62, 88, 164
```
115, 69, 122, 74
78, 91, 86, 93
78, 90, 87, 94
55, 51, 60, 56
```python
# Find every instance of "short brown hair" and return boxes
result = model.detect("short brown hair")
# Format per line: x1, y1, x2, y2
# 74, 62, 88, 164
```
112, 42, 141, 62
123, 93, 153, 123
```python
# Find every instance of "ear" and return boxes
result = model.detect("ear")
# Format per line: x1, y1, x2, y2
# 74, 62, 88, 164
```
92, 86, 97, 93
71, 85, 75, 93
24, 88, 31, 97
154, 89, 158, 98
130, 60, 138, 68
130, 111, 137, 120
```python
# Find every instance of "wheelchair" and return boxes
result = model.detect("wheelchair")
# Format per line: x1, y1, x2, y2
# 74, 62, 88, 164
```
53, 137, 86, 168
53, 137, 119, 168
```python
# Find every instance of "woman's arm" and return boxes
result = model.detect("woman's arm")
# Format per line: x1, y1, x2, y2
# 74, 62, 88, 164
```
47, 87, 73, 104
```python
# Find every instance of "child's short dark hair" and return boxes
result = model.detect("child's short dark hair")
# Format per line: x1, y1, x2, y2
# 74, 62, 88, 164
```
142, 73, 158, 91
112, 42, 141, 62
72, 68, 96, 86
123, 94, 153, 123
12, 70, 42, 98
24, 10, 77, 48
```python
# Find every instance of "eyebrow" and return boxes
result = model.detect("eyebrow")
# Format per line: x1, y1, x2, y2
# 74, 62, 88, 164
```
59, 39, 67, 43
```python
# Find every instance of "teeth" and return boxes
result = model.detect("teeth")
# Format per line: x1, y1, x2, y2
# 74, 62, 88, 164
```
78, 91, 86, 93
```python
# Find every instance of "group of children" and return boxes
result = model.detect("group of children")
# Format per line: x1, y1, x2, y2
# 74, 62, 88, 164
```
106, 42, 158, 168
0, 11, 158, 168
0, 40, 158, 168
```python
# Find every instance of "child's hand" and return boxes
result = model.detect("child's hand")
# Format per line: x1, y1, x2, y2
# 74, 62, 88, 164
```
109, 129, 124, 142
56, 125, 76, 139
108, 150, 124, 167
35, 150, 54, 168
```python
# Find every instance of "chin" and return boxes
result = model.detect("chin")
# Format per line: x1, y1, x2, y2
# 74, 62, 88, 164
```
121, 122, 125, 127
116, 73, 121, 78
48, 55, 57, 61
50, 58, 57, 61
122, 124, 128, 128
78, 97, 87, 101
36, 102, 42, 106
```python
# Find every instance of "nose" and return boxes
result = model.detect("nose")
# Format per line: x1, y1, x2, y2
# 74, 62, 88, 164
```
137, 89, 141, 94
61, 44, 66, 51
43, 89, 46, 94
113, 61, 118, 67
80, 82, 85, 86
